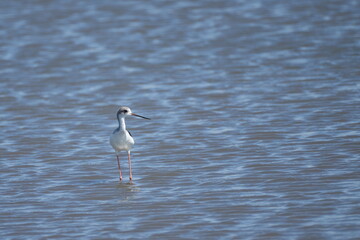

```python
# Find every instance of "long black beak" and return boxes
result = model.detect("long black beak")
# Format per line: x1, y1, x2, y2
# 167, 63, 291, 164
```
131, 113, 151, 120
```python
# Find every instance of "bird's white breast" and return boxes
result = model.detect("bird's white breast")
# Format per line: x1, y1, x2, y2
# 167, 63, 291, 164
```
110, 130, 135, 152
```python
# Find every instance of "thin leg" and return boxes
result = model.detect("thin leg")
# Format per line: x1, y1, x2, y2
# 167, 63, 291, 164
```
116, 154, 122, 181
127, 151, 132, 181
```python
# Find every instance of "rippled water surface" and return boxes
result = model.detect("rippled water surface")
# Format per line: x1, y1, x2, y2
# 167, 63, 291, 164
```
1, 0, 360, 239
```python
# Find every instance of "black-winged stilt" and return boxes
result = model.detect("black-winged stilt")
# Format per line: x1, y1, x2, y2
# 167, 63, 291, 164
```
110, 106, 150, 181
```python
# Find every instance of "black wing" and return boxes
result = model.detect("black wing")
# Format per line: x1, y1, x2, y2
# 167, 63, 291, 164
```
127, 130, 132, 137
112, 127, 120, 134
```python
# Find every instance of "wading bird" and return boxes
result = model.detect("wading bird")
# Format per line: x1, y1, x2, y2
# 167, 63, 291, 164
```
110, 106, 150, 181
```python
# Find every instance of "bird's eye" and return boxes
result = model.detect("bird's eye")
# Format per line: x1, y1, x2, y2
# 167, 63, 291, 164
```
123, 110, 128, 113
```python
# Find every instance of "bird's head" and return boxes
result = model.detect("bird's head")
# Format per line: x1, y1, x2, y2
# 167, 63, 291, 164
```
117, 106, 150, 120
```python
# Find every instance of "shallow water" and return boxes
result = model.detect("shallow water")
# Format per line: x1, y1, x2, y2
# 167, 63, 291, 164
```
1, 0, 360, 239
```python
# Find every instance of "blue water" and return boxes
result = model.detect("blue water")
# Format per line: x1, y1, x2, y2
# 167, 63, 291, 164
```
0, 0, 359, 239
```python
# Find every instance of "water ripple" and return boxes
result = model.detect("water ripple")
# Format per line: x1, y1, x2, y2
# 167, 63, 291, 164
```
1, 0, 360, 239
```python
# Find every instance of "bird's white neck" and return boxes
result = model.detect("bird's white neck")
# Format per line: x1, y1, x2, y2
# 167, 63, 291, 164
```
117, 117, 127, 131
